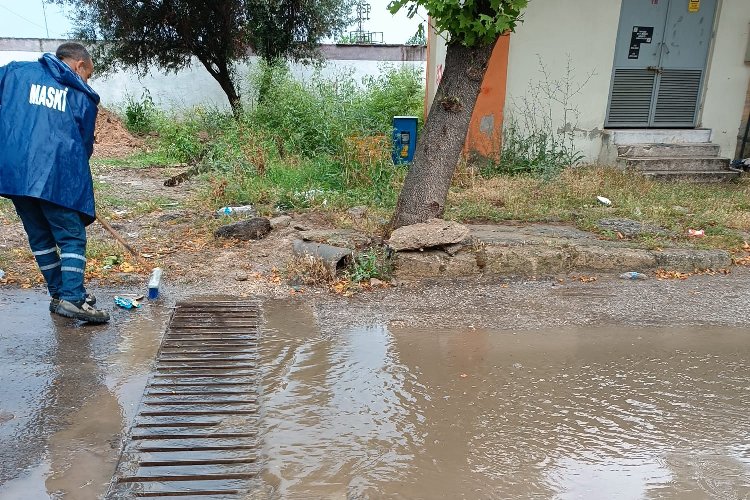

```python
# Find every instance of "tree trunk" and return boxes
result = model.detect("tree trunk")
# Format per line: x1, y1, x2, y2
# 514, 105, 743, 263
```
214, 69, 242, 117
391, 41, 496, 229
197, 58, 242, 116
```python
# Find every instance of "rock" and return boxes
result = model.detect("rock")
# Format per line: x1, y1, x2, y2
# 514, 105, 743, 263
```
596, 218, 670, 238
370, 278, 385, 287
393, 250, 449, 278
270, 215, 292, 229
654, 248, 731, 272
214, 217, 271, 240
444, 242, 465, 256
299, 229, 373, 250
388, 219, 470, 252
347, 206, 368, 219
158, 211, 184, 222
235, 272, 248, 282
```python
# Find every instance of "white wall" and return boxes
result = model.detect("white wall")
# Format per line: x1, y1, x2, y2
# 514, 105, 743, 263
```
504, 0, 623, 163
425, 21, 448, 116
701, 0, 750, 158
0, 43, 425, 111
424, 0, 750, 162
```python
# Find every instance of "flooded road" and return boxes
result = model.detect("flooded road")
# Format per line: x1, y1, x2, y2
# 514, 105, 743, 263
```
259, 301, 750, 499
0, 291, 169, 499
1, 285, 749, 499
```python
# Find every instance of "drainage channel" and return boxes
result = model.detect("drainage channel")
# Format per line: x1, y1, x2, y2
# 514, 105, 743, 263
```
108, 300, 261, 499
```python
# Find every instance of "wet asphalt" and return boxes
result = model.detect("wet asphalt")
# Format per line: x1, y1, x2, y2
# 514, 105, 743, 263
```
0, 290, 169, 499
1, 269, 749, 498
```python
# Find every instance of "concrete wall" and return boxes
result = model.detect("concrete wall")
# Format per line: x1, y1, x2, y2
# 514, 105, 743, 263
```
702, 0, 750, 158
425, 22, 447, 117
0, 39, 426, 110
504, 0, 623, 163
425, 0, 750, 163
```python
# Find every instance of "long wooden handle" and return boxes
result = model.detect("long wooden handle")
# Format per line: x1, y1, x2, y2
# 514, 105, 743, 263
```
95, 214, 141, 260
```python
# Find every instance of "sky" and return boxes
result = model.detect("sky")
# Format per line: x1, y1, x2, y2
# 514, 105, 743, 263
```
0, 0, 425, 44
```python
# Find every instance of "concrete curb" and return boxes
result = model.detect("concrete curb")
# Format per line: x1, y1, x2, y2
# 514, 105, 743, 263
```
393, 223, 732, 279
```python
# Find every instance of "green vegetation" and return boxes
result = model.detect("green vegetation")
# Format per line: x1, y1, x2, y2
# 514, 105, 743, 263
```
449, 167, 750, 251
55, 0, 354, 113
388, 0, 527, 47
347, 248, 393, 282
119, 63, 424, 213
105, 63, 750, 253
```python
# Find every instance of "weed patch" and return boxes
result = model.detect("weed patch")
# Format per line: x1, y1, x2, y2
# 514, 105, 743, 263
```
286, 255, 337, 286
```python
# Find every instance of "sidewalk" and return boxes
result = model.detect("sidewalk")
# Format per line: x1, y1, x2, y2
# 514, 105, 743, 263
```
393, 222, 732, 279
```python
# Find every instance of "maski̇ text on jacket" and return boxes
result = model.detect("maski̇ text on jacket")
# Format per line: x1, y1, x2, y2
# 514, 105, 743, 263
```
28, 84, 68, 112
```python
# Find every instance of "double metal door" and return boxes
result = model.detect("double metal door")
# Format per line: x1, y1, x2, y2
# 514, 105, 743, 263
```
605, 0, 717, 128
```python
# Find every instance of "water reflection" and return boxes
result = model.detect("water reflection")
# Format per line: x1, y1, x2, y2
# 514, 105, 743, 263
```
0, 291, 166, 499
259, 302, 750, 499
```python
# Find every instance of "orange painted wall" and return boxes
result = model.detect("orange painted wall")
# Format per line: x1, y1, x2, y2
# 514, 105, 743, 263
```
464, 35, 511, 159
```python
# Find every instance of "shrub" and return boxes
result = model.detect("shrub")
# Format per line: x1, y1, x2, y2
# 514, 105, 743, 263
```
346, 247, 393, 282
123, 91, 159, 134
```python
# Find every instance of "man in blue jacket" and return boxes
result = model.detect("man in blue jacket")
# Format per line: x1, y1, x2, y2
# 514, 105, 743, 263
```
0, 42, 109, 323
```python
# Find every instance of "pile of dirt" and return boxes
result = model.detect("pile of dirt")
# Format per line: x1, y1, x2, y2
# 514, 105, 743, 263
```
93, 108, 144, 158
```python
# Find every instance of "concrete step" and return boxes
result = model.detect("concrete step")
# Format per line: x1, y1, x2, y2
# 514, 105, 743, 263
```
608, 128, 712, 145
617, 143, 720, 158
642, 170, 741, 183
619, 156, 731, 172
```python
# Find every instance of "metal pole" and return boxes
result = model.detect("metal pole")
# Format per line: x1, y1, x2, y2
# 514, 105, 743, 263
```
41, 0, 50, 38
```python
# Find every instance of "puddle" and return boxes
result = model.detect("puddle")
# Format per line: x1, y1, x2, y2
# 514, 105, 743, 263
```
259, 301, 750, 499
3, 293, 749, 498
0, 290, 168, 499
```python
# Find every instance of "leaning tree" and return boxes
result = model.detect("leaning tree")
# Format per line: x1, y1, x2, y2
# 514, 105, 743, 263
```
388, 0, 527, 229
52, 0, 353, 114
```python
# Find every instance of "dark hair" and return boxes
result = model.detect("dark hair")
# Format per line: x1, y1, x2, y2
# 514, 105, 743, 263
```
55, 42, 91, 62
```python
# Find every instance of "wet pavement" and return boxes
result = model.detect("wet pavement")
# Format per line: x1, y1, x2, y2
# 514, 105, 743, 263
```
258, 301, 750, 499
0, 290, 169, 499
1, 283, 749, 499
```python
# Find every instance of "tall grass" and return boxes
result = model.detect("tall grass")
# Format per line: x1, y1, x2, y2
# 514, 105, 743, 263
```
121, 62, 423, 212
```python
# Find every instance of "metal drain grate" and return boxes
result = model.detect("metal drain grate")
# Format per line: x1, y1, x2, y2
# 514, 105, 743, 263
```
108, 300, 261, 499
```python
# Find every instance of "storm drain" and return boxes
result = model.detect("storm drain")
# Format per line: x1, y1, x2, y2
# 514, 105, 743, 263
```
108, 300, 261, 499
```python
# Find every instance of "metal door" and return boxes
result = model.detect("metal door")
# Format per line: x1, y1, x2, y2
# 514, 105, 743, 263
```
605, 0, 717, 128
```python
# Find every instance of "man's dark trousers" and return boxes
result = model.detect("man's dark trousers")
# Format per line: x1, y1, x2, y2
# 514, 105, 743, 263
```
9, 196, 87, 303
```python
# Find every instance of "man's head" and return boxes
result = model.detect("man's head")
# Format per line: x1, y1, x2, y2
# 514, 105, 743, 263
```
56, 42, 94, 83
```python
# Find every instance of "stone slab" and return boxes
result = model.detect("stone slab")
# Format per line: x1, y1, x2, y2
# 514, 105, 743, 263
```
393, 222, 732, 279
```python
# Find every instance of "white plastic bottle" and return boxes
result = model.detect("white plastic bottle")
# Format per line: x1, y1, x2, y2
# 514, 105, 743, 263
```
148, 267, 163, 299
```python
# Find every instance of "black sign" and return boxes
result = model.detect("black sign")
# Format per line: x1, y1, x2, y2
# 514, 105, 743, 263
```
628, 26, 654, 59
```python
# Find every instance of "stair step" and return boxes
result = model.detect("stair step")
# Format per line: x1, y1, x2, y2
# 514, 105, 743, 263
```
642, 170, 741, 183
620, 157, 730, 172
618, 143, 720, 158
609, 128, 712, 145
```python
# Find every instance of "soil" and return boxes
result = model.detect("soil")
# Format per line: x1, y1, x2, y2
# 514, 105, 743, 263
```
2, 161, 750, 306
93, 108, 144, 159
0, 162, 343, 297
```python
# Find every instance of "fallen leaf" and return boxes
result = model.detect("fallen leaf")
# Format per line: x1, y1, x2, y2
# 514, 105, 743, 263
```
119, 262, 136, 273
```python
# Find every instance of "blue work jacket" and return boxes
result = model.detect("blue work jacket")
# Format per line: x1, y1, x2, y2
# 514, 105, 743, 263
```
0, 53, 100, 224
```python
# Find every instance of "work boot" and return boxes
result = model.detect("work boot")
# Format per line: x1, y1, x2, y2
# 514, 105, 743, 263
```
54, 299, 110, 323
49, 293, 96, 313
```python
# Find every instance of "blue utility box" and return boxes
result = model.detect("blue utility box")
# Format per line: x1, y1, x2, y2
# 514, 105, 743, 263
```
392, 116, 418, 165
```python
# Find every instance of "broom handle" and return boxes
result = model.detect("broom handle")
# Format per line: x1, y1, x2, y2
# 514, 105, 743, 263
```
95, 214, 142, 261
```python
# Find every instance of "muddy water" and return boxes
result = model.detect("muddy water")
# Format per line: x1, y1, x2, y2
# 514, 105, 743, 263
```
260, 302, 750, 499
0, 291, 168, 499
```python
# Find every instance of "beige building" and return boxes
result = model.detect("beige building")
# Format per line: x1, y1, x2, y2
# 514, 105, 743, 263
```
428, 0, 750, 176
